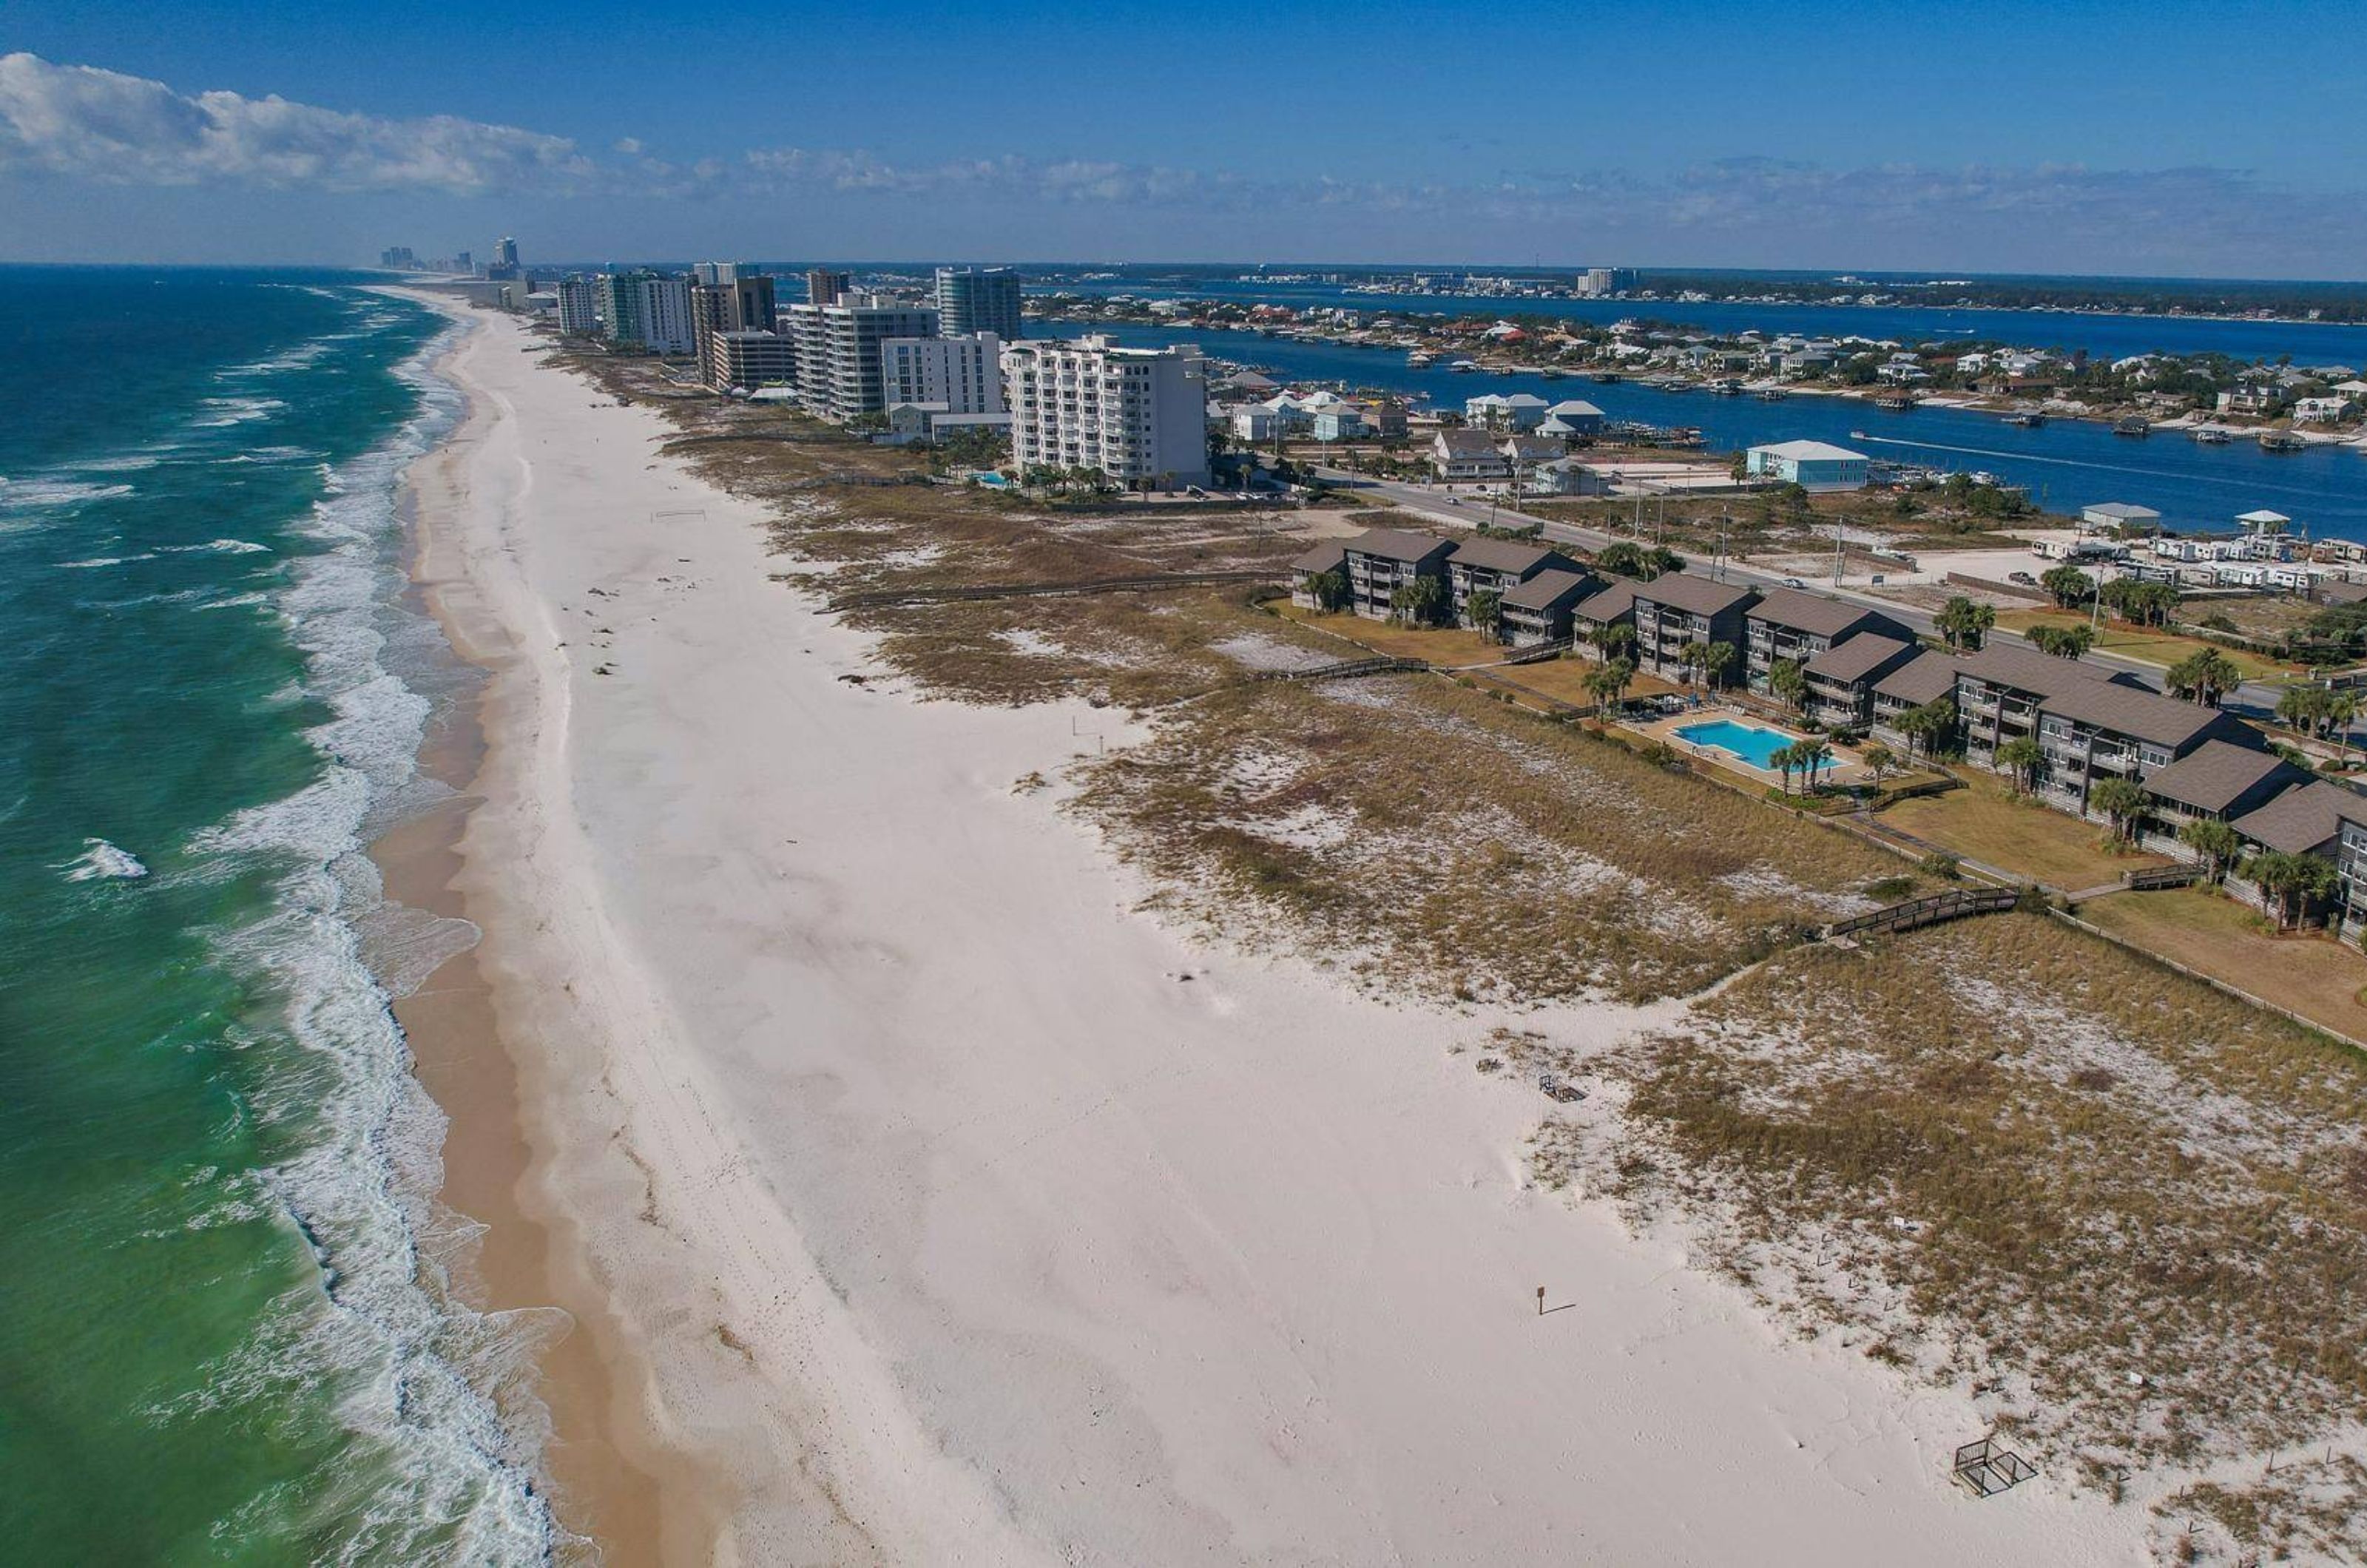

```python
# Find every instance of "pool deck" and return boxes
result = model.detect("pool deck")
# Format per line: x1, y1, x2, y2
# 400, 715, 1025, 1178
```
1628, 706, 1870, 788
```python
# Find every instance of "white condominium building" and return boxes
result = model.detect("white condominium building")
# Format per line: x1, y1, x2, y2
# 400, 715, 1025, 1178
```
880, 334, 1006, 416
1002, 336, 1209, 490
595, 271, 697, 354
782, 295, 941, 420
554, 277, 599, 337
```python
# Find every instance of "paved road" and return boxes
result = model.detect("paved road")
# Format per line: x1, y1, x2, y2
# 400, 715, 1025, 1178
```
1315, 469, 2285, 719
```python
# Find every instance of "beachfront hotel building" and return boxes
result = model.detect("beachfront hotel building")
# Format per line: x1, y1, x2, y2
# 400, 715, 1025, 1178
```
692, 273, 780, 387
783, 296, 942, 421
934, 267, 1024, 339
1002, 335, 1210, 490
711, 331, 797, 392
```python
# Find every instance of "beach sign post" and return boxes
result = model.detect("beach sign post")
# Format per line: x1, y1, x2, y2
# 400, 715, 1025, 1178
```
1536, 1285, 1544, 1317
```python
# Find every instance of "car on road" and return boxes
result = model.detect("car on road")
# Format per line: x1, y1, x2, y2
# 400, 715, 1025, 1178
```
1783, 576, 1805, 589
2008, 570, 2037, 585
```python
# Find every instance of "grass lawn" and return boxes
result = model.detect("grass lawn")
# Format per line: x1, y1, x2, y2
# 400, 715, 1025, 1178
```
1477, 652, 1682, 708
1876, 769, 2166, 888
1271, 604, 1510, 667
1995, 606, 2298, 680
2077, 885, 2367, 1041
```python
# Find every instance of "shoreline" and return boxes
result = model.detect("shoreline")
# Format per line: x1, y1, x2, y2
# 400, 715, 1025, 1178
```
378, 299, 2151, 1564
371, 303, 723, 1563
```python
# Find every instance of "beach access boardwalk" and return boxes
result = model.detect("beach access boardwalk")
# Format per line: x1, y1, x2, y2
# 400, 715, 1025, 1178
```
1820, 886, 2023, 942
828, 567, 1275, 612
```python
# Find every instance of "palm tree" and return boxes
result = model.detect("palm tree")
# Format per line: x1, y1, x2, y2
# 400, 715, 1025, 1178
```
1937, 595, 1996, 652
1860, 743, 1897, 787
1680, 640, 1710, 697
2248, 850, 2337, 932
1796, 739, 1834, 793
1466, 588, 1503, 640
1995, 735, 2044, 794
1702, 641, 1736, 692
2089, 777, 2150, 843
1768, 658, 1809, 714
2178, 817, 2240, 881
1583, 656, 1635, 714
2167, 648, 2241, 707
1769, 740, 1798, 795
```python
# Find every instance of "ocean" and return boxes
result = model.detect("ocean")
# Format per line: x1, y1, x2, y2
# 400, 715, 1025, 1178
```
0, 268, 557, 1562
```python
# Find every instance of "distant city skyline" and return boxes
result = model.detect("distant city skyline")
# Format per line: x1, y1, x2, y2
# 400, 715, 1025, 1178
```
4, 1, 2366, 279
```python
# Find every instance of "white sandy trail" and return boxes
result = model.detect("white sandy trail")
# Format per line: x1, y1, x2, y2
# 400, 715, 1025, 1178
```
418, 302, 2151, 1567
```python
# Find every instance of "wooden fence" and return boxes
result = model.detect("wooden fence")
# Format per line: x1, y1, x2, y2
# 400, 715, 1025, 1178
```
1820, 885, 2022, 942
2121, 863, 2203, 892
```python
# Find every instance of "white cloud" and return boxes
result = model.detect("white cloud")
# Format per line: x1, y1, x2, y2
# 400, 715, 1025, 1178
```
0, 53, 594, 193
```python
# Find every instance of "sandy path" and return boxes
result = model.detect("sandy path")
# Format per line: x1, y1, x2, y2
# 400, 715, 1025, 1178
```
416, 301, 2150, 1566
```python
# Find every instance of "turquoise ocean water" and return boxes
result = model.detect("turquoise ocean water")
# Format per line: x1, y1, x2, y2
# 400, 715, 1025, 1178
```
0, 268, 560, 1562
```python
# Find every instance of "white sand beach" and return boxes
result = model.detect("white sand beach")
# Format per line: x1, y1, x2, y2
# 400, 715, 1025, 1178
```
405, 299, 2153, 1564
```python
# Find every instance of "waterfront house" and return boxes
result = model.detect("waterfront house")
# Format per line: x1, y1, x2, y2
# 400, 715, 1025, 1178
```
1800, 633, 1922, 729
1337, 529, 1456, 618
1443, 538, 1580, 626
2081, 501, 2161, 535
2295, 396, 2356, 423
1629, 572, 1759, 684
1431, 428, 1510, 481
1500, 434, 1564, 467
1570, 577, 1639, 657
1870, 649, 1963, 751
2139, 740, 2314, 848
1742, 587, 1914, 697
1463, 393, 1550, 432
1745, 439, 1870, 492
1498, 568, 1601, 646
1360, 400, 1411, 440
1231, 405, 1279, 443
1539, 399, 1606, 439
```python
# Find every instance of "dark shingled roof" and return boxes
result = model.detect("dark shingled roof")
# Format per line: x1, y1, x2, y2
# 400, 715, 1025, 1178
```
1290, 541, 1347, 575
1872, 649, 1961, 705
2230, 780, 2367, 855
1803, 632, 1916, 683
1448, 537, 1571, 577
1502, 567, 1596, 611
1573, 578, 1638, 622
1633, 570, 1757, 618
2039, 681, 2239, 748
1340, 528, 1454, 566
1748, 586, 1891, 640
1434, 428, 1499, 457
1954, 641, 2109, 701
2142, 740, 2309, 814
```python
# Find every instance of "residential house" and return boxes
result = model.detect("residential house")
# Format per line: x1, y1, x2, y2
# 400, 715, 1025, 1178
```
1464, 392, 1549, 431
2294, 396, 2356, 423
1337, 529, 1456, 618
1360, 400, 1410, 441
1799, 633, 1922, 729
1531, 456, 1609, 496
2081, 501, 2161, 535
1431, 428, 1510, 481
1538, 399, 1606, 439
1629, 572, 1759, 684
1443, 538, 1578, 625
1498, 568, 1601, 646
1500, 434, 1563, 468
1311, 406, 1368, 442
1746, 439, 1871, 491
1742, 587, 1913, 696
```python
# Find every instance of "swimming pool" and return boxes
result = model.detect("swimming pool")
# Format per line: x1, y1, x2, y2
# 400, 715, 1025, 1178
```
1672, 717, 1822, 772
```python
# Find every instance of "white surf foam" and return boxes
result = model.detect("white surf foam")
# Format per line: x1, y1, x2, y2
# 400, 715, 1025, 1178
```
177, 305, 567, 1564
0, 478, 135, 510
61, 838, 149, 881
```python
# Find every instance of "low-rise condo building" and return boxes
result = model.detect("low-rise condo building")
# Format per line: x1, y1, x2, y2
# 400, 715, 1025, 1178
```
1499, 569, 1600, 646
1799, 633, 1921, 729
1743, 587, 1913, 695
1629, 574, 1759, 684
1442, 538, 1579, 624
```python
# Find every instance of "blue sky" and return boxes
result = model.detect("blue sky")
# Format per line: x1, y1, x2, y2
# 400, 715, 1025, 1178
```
3, 1, 2363, 276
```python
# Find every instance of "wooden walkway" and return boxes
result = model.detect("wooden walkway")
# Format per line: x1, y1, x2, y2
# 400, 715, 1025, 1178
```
1820, 886, 2023, 943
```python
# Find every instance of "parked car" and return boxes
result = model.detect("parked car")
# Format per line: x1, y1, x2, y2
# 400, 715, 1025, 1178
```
2008, 570, 2037, 585
1783, 576, 1806, 589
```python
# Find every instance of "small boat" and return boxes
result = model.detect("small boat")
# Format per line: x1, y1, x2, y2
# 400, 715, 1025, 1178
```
2260, 430, 2307, 453
2190, 426, 2232, 444
2004, 411, 2047, 428
2113, 416, 2152, 437
1448, 359, 1479, 373
1705, 378, 1745, 396
1591, 371, 1624, 384
1756, 387, 1789, 402
1406, 352, 1434, 368
1874, 391, 1918, 410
